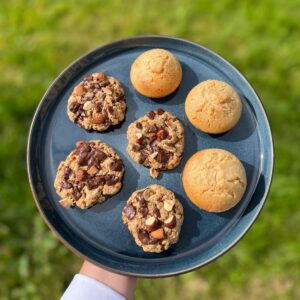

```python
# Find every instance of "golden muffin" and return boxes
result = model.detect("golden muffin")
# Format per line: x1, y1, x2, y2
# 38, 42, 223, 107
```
182, 149, 247, 212
185, 80, 242, 134
130, 49, 182, 98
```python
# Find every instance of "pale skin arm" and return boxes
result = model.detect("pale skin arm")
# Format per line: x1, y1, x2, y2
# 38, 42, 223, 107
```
80, 261, 136, 300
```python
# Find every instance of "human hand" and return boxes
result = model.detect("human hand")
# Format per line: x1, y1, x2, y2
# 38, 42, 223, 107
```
80, 260, 136, 300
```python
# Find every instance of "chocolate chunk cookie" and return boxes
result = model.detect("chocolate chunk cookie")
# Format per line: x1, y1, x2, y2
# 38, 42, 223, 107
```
54, 140, 124, 209
67, 72, 126, 131
122, 184, 184, 253
126, 109, 184, 178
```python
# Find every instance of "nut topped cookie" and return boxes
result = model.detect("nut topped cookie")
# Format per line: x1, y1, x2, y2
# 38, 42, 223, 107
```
122, 184, 184, 253
126, 109, 184, 178
67, 72, 126, 131
54, 140, 124, 209
130, 49, 182, 98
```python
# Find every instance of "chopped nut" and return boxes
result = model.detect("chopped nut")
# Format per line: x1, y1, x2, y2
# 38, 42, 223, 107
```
76, 140, 85, 148
92, 113, 106, 124
87, 165, 98, 176
150, 152, 158, 159
83, 101, 94, 110
150, 167, 159, 178
157, 129, 168, 140
95, 72, 107, 81
164, 199, 175, 211
164, 215, 176, 228
145, 216, 159, 232
164, 120, 173, 128
136, 132, 143, 139
102, 87, 112, 95
142, 188, 153, 201
59, 199, 72, 208
150, 228, 164, 240
74, 84, 85, 96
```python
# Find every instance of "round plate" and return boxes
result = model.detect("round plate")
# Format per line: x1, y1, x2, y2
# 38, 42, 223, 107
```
27, 36, 273, 277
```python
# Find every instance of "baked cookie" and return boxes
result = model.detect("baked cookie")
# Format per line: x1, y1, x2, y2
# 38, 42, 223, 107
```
122, 184, 184, 253
54, 140, 124, 209
67, 72, 126, 131
126, 109, 184, 178
182, 149, 247, 213
185, 80, 242, 134
130, 49, 182, 98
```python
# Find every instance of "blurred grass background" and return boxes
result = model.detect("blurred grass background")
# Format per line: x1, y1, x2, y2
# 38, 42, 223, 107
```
0, 0, 299, 299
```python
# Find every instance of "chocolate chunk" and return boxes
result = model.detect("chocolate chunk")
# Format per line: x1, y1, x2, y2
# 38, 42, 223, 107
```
99, 80, 110, 87
94, 149, 107, 161
136, 136, 145, 145
78, 142, 92, 153
157, 129, 168, 140
105, 175, 119, 186
63, 167, 72, 180
148, 135, 157, 143
87, 175, 104, 189
154, 207, 161, 218
136, 122, 143, 129
147, 110, 156, 120
123, 204, 136, 220
115, 93, 124, 102
77, 152, 89, 166
150, 141, 159, 153
138, 205, 148, 217
166, 142, 175, 148
95, 102, 103, 113
132, 144, 142, 152
138, 150, 148, 164
77, 182, 86, 191
73, 188, 82, 200
69, 102, 81, 114
75, 169, 87, 181
110, 159, 123, 172
148, 125, 158, 133
93, 83, 100, 90
136, 192, 145, 202
156, 149, 170, 164
78, 112, 86, 121
108, 106, 114, 114
103, 110, 109, 124
61, 181, 73, 189
157, 108, 165, 115
145, 216, 160, 232
89, 150, 107, 168
137, 230, 157, 245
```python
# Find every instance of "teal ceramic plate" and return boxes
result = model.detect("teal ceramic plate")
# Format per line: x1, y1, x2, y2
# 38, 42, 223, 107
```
27, 36, 273, 277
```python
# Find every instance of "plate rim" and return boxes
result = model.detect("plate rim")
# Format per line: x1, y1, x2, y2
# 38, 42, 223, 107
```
27, 34, 274, 277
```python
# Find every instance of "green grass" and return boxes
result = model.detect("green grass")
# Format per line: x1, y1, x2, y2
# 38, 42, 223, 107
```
0, 0, 299, 299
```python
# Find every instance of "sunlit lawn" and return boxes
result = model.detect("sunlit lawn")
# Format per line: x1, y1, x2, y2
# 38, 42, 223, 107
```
0, 0, 299, 299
